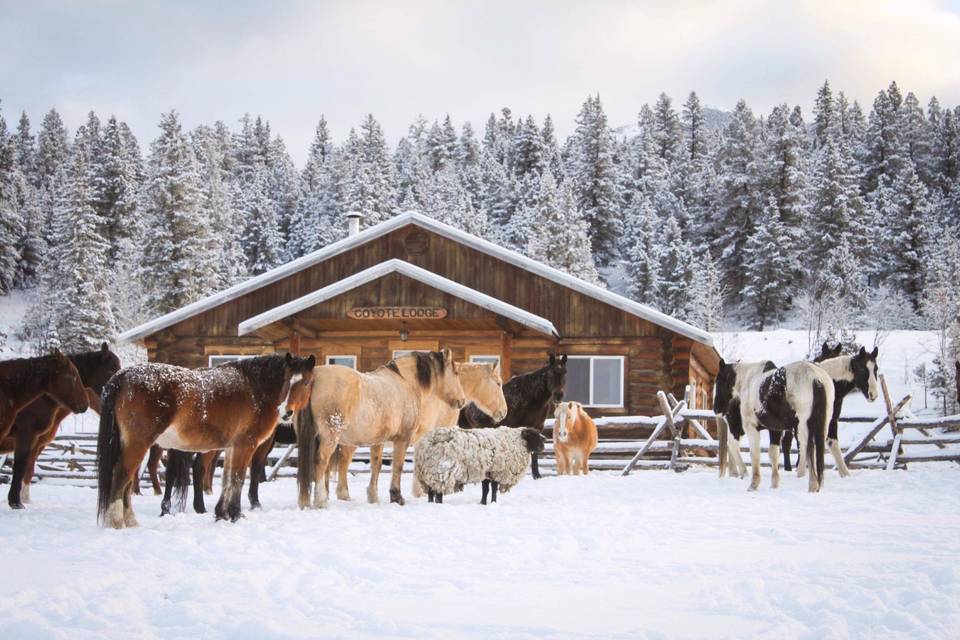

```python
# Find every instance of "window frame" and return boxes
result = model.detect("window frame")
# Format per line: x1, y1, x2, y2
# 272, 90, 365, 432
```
325, 354, 357, 369
208, 354, 256, 367
565, 355, 625, 408
468, 354, 501, 367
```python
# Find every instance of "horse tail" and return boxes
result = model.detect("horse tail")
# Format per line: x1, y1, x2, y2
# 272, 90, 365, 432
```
96, 375, 122, 525
808, 379, 828, 489
296, 404, 317, 508
165, 449, 193, 512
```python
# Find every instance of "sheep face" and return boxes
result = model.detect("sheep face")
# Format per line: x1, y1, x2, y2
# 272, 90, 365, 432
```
521, 427, 545, 453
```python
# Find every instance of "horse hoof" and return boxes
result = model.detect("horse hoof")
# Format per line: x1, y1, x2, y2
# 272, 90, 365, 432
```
249, 502, 261, 511
9, 501, 24, 510
389, 489, 405, 506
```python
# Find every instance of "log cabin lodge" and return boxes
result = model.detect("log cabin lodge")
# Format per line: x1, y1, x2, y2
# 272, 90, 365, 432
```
119, 211, 720, 417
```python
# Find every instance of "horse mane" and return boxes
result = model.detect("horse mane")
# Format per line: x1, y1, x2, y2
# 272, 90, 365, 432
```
0, 353, 66, 387
504, 363, 551, 402
381, 351, 445, 389
229, 355, 289, 400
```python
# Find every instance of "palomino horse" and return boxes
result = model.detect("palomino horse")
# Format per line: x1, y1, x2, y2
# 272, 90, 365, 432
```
1, 344, 120, 508
0, 350, 89, 445
161, 373, 315, 515
715, 361, 833, 492
552, 401, 598, 475
96, 353, 315, 528
297, 349, 466, 509
459, 354, 567, 479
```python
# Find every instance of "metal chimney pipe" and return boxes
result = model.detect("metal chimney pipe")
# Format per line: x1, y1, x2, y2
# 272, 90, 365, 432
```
346, 211, 362, 236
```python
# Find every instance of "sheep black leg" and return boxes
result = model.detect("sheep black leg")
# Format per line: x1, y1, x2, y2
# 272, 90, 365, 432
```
531, 453, 541, 480
491, 481, 498, 503
481, 479, 490, 505
427, 489, 435, 503
436, 492, 443, 504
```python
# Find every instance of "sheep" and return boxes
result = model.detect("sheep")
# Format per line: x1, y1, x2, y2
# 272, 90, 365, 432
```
414, 426, 545, 505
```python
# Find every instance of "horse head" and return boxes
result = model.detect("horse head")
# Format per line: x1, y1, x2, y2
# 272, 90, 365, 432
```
546, 353, 568, 402
713, 358, 737, 414
851, 346, 879, 402
436, 349, 467, 410
82, 342, 122, 397
282, 374, 314, 420
553, 401, 578, 443
814, 341, 843, 363
48, 349, 90, 414
465, 362, 507, 422
520, 427, 546, 454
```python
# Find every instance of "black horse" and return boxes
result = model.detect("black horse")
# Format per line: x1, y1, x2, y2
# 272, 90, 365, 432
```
458, 354, 567, 479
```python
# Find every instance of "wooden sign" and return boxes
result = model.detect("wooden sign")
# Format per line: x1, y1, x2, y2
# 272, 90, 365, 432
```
347, 306, 448, 320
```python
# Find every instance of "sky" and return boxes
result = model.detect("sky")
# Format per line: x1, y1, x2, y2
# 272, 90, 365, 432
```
2, 0, 960, 166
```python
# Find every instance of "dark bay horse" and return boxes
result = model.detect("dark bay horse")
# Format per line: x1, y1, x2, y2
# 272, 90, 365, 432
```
1, 344, 120, 508
160, 374, 313, 515
458, 354, 567, 479
96, 353, 315, 528
1, 351, 89, 446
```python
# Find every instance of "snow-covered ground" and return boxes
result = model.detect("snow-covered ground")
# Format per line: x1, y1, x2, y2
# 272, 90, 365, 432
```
1, 470, 958, 639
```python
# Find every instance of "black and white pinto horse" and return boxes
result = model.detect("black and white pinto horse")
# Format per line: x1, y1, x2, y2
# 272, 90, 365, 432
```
715, 360, 834, 492
715, 360, 775, 478
797, 346, 880, 478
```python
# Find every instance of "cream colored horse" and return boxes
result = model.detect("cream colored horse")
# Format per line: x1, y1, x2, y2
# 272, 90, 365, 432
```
553, 401, 598, 475
296, 350, 466, 508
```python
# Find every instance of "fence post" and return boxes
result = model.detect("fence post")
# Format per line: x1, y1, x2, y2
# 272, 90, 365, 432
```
882, 375, 904, 471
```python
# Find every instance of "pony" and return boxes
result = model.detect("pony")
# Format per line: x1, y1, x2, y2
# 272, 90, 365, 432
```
458, 354, 567, 479
0, 350, 89, 445
552, 401, 597, 475
296, 350, 465, 509
715, 360, 833, 492
96, 353, 315, 528
160, 374, 314, 516
1, 344, 120, 509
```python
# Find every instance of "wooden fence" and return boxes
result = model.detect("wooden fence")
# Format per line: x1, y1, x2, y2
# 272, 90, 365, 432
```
2, 377, 958, 487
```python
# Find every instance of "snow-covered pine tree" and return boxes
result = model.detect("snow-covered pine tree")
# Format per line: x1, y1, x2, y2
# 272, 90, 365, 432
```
192, 123, 245, 288
457, 121, 480, 172
140, 111, 218, 314
652, 93, 683, 165
656, 211, 697, 320
742, 197, 796, 329
357, 114, 397, 226
880, 165, 934, 308
290, 118, 340, 257
711, 99, 765, 292
0, 111, 24, 295
689, 253, 727, 333
541, 114, 564, 181
901, 91, 938, 189
863, 84, 908, 194
570, 94, 622, 266
52, 123, 115, 350
524, 175, 600, 283
809, 134, 872, 265
15, 112, 36, 183
426, 115, 458, 173
621, 196, 661, 306
813, 81, 834, 149
99, 116, 143, 264
34, 109, 71, 248
513, 115, 544, 177
238, 160, 283, 275
423, 164, 489, 238
267, 135, 300, 263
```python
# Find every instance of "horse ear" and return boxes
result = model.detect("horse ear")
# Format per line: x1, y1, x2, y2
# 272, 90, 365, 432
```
306, 355, 316, 368
285, 352, 293, 364
870, 346, 878, 359
560, 354, 568, 364
441, 348, 453, 363
52, 348, 62, 358
100, 342, 109, 352
719, 358, 725, 368
858, 346, 867, 357
548, 353, 556, 366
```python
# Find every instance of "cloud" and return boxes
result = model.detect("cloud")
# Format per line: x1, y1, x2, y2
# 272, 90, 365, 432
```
2, 0, 958, 165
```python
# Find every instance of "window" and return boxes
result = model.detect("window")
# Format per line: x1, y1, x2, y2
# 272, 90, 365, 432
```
564, 356, 624, 408
469, 355, 500, 366
208, 354, 255, 367
326, 355, 357, 369
393, 350, 429, 359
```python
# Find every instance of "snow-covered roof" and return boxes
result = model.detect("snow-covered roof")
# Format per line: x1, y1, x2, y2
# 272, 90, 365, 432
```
118, 211, 713, 346
238, 259, 559, 338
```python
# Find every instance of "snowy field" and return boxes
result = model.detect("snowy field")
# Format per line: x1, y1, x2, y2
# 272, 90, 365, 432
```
1, 469, 959, 639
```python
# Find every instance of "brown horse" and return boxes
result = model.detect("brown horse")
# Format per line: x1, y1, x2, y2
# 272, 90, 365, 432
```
161, 373, 316, 515
0, 350, 89, 446
96, 353, 315, 528
552, 401, 598, 475
296, 350, 466, 509
1, 344, 120, 508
